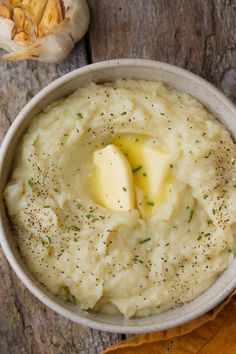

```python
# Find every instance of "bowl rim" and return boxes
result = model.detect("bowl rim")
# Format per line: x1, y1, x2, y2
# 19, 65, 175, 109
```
0, 58, 236, 334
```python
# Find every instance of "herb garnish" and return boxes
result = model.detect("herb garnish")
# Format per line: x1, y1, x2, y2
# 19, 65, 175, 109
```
165, 243, 170, 246
28, 180, 33, 189
132, 165, 142, 173
132, 256, 144, 264
76, 112, 84, 119
188, 209, 194, 223
71, 295, 77, 305
204, 150, 212, 158
71, 226, 80, 232
147, 201, 154, 206
46, 236, 52, 243
43, 205, 50, 208
139, 238, 151, 244
122, 187, 127, 192
121, 112, 127, 115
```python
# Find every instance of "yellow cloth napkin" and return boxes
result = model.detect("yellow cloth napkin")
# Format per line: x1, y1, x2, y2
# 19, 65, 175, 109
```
103, 290, 236, 354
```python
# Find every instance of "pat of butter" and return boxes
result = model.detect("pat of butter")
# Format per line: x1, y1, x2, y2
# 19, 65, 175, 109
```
93, 144, 135, 211
113, 135, 170, 215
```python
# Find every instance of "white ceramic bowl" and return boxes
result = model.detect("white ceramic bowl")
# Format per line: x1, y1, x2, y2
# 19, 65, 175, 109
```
0, 59, 235, 334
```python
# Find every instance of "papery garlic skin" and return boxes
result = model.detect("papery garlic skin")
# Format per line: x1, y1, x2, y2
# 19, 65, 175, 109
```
0, 0, 90, 63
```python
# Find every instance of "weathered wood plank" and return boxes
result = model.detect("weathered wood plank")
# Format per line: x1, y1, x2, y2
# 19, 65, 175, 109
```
87, 0, 236, 102
0, 40, 88, 142
1, 0, 236, 353
0, 39, 123, 354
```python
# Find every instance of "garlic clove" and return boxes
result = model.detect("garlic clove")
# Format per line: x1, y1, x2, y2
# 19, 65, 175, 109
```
38, 0, 63, 37
13, 7, 25, 33
0, 0, 90, 63
0, 2, 12, 18
21, 0, 48, 25
14, 31, 30, 42
11, 0, 22, 6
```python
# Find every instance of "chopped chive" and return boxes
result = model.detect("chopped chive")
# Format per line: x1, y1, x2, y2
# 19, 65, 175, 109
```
71, 226, 80, 232
53, 188, 59, 192
228, 248, 232, 253
208, 219, 213, 224
165, 243, 170, 246
73, 238, 78, 242
212, 208, 216, 215
100, 112, 104, 116
71, 295, 77, 305
76, 112, 84, 119
41, 240, 46, 247
139, 238, 151, 244
132, 257, 144, 264
43, 205, 50, 208
156, 305, 161, 308
160, 112, 165, 116
233, 185, 236, 188
143, 173, 147, 177
46, 236, 52, 243
28, 180, 33, 189
203, 194, 208, 199
121, 112, 127, 115
197, 235, 202, 240
170, 164, 173, 168
76, 203, 82, 209
188, 209, 194, 223
132, 165, 142, 173
147, 201, 154, 206
205, 233, 211, 237
122, 187, 127, 192
204, 150, 212, 158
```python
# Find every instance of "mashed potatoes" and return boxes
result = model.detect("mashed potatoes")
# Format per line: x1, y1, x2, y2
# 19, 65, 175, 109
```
4, 80, 236, 318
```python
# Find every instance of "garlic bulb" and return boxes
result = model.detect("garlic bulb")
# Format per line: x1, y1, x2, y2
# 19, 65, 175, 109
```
0, 0, 90, 63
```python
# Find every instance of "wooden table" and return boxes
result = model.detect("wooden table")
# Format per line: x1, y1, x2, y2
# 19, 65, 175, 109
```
0, 1, 235, 353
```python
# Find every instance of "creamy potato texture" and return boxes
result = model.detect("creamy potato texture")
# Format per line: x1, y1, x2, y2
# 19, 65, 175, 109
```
4, 80, 236, 318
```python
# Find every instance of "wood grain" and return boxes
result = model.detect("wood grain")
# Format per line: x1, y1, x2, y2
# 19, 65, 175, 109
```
87, 0, 236, 101
0, 1, 236, 353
